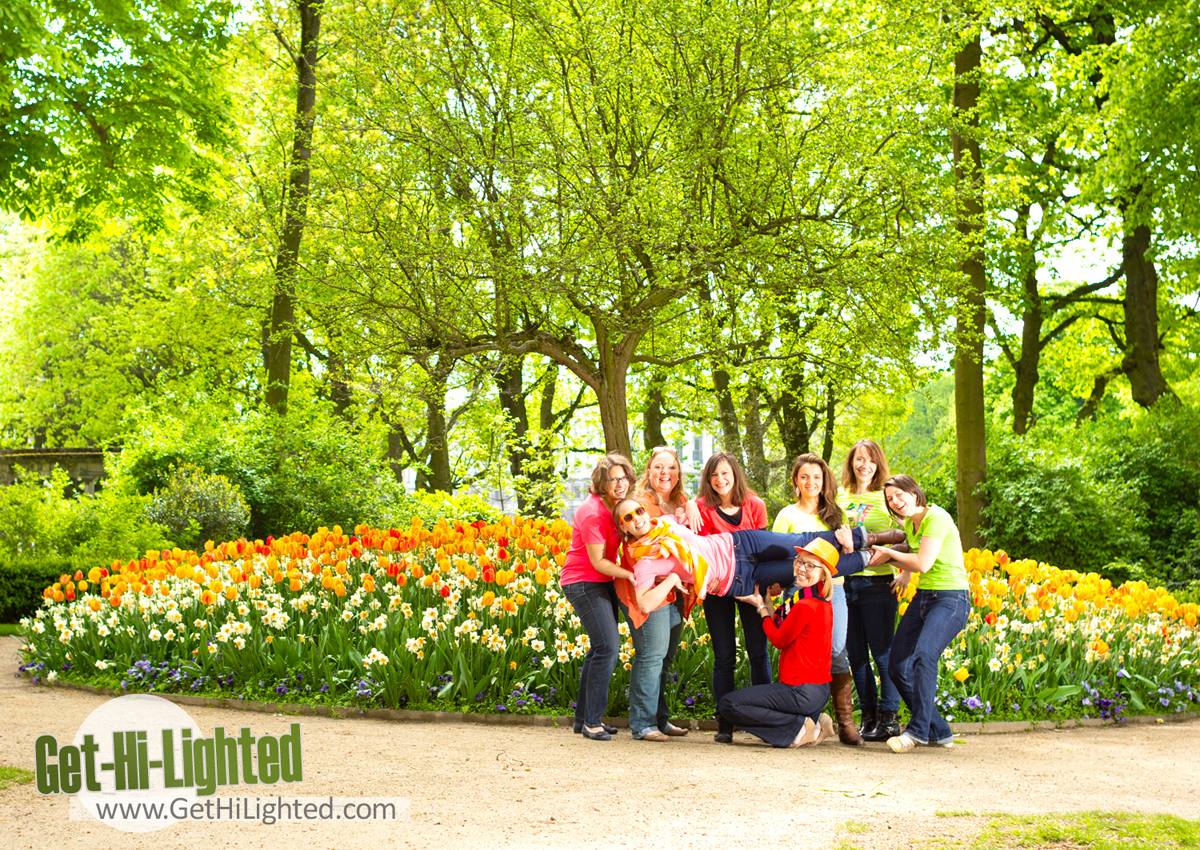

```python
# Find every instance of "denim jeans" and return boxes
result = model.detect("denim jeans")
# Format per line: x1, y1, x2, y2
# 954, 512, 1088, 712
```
888, 588, 970, 743
830, 582, 849, 675
703, 593, 772, 730
627, 597, 683, 737
726, 528, 869, 597
717, 681, 830, 748
844, 575, 900, 712
563, 581, 621, 728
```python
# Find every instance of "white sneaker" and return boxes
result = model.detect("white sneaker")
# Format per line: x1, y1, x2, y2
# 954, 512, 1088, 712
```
931, 736, 955, 748
887, 732, 919, 753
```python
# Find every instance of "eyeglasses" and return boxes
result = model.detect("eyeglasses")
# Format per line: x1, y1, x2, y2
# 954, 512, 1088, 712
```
608, 474, 629, 484
619, 505, 647, 524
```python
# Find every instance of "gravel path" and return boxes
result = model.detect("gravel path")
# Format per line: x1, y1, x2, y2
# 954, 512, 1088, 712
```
2, 636, 1197, 849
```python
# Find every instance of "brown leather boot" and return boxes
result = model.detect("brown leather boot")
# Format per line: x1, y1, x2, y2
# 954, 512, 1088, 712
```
831, 672, 866, 746
865, 529, 906, 547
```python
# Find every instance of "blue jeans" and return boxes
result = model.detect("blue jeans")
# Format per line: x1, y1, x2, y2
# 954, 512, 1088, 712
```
888, 588, 970, 743
626, 597, 683, 737
704, 594, 772, 733
563, 581, 621, 728
844, 575, 900, 712
830, 582, 849, 675
726, 527, 869, 597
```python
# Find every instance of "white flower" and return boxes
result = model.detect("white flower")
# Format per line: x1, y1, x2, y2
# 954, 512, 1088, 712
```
148, 628, 162, 642
233, 636, 246, 649
988, 657, 1003, 672
96, 660, 109, 671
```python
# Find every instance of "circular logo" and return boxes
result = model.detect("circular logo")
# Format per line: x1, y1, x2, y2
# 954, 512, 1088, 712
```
72, 694, 201, 832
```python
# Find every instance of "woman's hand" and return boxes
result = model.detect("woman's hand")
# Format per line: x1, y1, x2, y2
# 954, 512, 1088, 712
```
835, 525, 855, 553
734, 590, 764, 609
684, 499, 703, 532
890, 571, 912, 594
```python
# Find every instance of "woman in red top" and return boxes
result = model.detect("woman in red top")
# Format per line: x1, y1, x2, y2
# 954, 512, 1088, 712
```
715, 539, 838, 748
689, 452, 772, 744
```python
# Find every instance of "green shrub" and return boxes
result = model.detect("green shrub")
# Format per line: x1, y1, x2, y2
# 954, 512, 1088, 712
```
123, 393, 406, 539
980, 434, 1145, 578
0, 557, 74, 623
0, 468, 73, 558
144, 464, 249, 549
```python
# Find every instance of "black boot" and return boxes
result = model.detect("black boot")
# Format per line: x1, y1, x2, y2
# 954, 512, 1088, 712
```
858, 706, 878, 740
866, 709, 900, 741
714, 714, 733, 744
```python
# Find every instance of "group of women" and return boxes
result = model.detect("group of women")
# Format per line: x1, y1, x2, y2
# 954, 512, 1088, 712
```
560, 442, 971, 753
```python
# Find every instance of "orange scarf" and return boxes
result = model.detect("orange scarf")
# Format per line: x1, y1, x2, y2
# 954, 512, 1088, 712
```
615, 518, 705, 629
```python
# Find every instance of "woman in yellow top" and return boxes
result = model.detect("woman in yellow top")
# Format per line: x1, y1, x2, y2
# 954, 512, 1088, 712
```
773, 452, 864, 746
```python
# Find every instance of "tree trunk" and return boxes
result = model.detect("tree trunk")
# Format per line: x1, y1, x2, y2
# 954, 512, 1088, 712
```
1120, 213, 1169, 407
742, 382, 769, 496
596, 368, 633, 458
777, 365, 810, 461
1011, 259, 1043, 436
264, 0, 321, 415
712, 367, 744, 461
642, 372, 667, 452
496, 357, 534, 512
821, 385, 836, 464
952, 11, 986, 547
424, 367, 453, 493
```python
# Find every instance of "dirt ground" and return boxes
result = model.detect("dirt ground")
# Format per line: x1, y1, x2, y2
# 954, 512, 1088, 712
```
2, 635, 1197, 850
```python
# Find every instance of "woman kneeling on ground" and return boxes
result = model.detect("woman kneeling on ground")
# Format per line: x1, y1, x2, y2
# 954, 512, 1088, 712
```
716, 539, 840, 748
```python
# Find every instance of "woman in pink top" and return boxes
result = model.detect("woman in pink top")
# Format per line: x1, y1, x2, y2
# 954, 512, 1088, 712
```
561, 453, 637, 741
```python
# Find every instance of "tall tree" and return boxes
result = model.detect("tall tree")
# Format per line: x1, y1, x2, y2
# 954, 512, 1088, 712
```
952, 3, 986, 546
262, 0, 322, 415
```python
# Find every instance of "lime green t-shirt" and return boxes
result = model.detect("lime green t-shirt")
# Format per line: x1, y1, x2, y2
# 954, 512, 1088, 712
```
904, 504, 968, 590
837, 489, 898, 578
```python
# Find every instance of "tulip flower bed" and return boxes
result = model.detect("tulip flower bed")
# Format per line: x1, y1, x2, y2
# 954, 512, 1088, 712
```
931, 550, 1200, 722
16, 519, 1200, 723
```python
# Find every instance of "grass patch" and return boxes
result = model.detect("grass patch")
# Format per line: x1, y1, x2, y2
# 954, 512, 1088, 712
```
936, 813, 1200, 849
843, 820, 871, 834
0, 766, 34, 792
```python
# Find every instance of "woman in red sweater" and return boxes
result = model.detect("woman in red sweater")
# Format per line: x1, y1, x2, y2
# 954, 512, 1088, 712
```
715, 538, 837, 748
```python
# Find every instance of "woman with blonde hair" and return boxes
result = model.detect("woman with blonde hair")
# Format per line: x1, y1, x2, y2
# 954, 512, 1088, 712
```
633, 445, 689, 519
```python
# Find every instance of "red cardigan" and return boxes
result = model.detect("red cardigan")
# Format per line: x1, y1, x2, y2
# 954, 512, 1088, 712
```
762, 597, 832, 685
694, 493, 768, 534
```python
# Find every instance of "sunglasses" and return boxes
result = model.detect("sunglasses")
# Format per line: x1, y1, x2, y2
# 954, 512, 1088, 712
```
619, 505, 647, 524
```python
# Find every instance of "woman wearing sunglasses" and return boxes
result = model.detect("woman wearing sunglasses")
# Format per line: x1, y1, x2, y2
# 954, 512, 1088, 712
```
561, 453, 638, 741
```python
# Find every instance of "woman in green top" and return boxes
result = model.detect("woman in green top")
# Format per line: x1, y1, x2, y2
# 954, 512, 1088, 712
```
872, 474, 971, 754
836, 439, 906, 742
